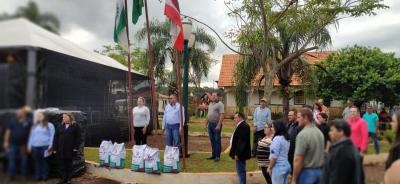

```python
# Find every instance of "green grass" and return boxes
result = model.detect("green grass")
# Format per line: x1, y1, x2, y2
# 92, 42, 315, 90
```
85, 147, 258, 173
188, 124, 234, 134
366, 140, 390, 155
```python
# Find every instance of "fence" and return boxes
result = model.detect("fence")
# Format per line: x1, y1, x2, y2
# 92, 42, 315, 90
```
225, 105, 344, 120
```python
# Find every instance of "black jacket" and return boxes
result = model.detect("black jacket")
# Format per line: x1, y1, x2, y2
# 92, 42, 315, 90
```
53, 123, 81, 159
229, 121, 251, 161
317, 123, 330, 147
287, 121, 301, 166
322, 139, 362, 184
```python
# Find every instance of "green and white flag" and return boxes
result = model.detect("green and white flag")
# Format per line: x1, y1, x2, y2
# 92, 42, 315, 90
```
132, 0, 144, 24
114, 0, 129, 51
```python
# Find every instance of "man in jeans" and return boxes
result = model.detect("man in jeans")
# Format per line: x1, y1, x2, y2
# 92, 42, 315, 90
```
229, 112, 251, 184
252, 98, 271, 157
292, 108, 325, 184
205, 92, 225, 162
162, 94, 185, 147
3, 108, 32, 181
348, 107, 368, 184
362, 105, 380, 154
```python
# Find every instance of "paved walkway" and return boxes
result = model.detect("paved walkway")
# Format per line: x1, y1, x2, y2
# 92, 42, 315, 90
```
364, 153, 388, 165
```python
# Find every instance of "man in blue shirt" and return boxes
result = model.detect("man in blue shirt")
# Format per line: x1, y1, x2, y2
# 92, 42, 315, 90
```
3, 108, 32, 181
362, 105, 380, 154
252, 98, 271, 157
162, 94, 185, 147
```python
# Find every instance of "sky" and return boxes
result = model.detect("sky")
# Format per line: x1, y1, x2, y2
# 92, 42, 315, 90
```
1, 0, 399, 87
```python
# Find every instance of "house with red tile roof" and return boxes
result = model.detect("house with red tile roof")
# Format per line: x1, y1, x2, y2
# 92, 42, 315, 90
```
217, 51, 343, 115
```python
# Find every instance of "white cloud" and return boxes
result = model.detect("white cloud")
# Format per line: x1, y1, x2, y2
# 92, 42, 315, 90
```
61, 26, 97, 50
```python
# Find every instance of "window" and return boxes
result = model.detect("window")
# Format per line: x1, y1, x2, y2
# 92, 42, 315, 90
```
294, 90, 305, 105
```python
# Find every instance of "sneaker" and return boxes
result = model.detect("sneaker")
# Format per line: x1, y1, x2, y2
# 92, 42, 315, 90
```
206, 156, 215, 160
214, 157, 220, 162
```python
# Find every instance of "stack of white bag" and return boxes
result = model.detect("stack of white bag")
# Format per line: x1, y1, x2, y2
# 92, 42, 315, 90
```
131, 144, 147, 172
99, 140, 114, 167
109, 142, 126, 169
163, 146, 180, 173
144, 147, 161, 174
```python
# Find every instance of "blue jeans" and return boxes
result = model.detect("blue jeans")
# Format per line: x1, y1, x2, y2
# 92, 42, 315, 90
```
298, 168, 321, 184
7, 144, 28, 177
166, 124, 180, 147
368, 132, 380, 154
32, 146, 49, 180
235, 160, 246, 184
208, 122, 222, 158
271, 162, 291, 184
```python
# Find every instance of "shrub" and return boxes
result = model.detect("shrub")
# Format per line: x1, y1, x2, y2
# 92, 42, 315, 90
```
383, 130, 395, 144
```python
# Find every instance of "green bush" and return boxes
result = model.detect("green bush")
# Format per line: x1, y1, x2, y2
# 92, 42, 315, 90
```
272, 112, 283, 120
383, 130, 395, 144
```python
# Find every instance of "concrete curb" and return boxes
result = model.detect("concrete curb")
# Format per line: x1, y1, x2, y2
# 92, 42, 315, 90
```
85, 161, 265, 184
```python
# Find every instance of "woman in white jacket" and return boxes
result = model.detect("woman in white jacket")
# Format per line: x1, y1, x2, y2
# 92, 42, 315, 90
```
133, 96, 150, 145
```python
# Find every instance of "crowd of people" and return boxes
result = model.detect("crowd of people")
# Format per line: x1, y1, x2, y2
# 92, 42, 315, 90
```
155, 92, 400, 184
3, 107, 81, 184
230, 98, 400, 184
4, 92, 400, 184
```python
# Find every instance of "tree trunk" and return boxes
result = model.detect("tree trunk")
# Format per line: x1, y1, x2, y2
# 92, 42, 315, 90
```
281, 86, 290, 121
263, 66, 274, 104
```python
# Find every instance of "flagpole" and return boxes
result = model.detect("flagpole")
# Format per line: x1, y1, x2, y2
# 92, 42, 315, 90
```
176, 50, 187, 171
144, 0, 158, 134
124, 0, 135, 144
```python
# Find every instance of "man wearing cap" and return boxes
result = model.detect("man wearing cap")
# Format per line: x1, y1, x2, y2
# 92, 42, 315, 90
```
252, 98, 272, 157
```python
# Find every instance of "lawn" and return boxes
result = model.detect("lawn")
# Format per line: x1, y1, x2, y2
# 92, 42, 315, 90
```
84, 147, 259, 173
366, 140, 390, 155
188, 124, 234, 134
84, 139, 388, 173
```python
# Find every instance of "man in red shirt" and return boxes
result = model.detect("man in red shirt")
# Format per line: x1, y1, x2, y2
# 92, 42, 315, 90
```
347, 107, 368, 184
347, 107, 368, 153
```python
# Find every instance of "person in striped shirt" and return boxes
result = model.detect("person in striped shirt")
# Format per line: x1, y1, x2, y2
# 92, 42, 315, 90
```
256, 122, 274, 184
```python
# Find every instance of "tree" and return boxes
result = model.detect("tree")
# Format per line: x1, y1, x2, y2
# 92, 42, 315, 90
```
0, 1, 60, 33
95, 45, 173, 89
136, 19, 217, 92
226, 0, 387, 116
95, 45, 148, 74
313, 45, 400, 107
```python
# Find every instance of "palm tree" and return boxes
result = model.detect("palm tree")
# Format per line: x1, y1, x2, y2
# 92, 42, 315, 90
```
136, 19, 216, 93
11, 1, 60, 33
268, 18, 331, 118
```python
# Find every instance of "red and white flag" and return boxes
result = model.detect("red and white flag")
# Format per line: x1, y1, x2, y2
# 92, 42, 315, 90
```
164, 0, 184, 51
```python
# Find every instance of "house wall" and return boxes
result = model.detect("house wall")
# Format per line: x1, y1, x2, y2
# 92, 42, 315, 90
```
222, 87, 344, 119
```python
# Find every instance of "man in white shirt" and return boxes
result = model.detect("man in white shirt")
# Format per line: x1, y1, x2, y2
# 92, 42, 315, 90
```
162, 94, 184, 147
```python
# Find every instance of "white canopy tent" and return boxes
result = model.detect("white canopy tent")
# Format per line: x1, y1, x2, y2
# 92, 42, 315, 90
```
0, 18, 141, 74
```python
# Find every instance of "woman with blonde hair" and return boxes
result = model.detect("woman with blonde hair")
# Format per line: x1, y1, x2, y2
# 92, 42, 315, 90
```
133, 96, 150, 145
53, 112, 81, 184
28, 111, 55, 181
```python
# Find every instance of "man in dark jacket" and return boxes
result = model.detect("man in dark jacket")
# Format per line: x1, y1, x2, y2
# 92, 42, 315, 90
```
230, 112, 251, 184
287, 109, 301, 171
322, 120, 362, 184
